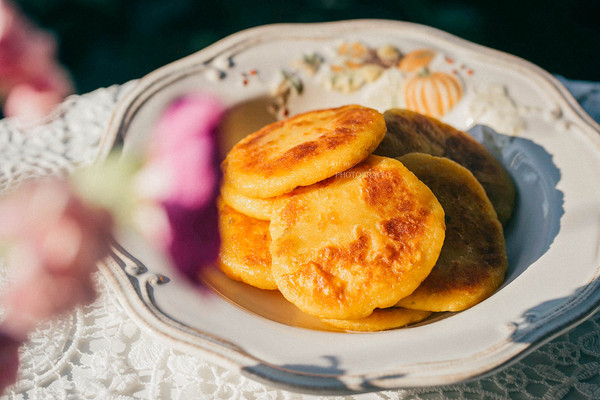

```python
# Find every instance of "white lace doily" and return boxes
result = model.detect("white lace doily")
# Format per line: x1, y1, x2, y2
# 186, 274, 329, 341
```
1, 79, 600, 400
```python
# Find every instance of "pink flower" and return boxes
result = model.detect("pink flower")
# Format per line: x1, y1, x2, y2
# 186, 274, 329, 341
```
0, 0, 73, 119
3, 72, 71, 119
0, 179, 113, 392
0, 179, 113, 339
136, 94, 224, 283
0, 93, 224, 393
70, 92, 225, 283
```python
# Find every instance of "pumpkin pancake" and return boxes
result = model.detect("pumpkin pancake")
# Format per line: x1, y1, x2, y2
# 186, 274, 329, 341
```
269, 155, 446, 320
217, 200, 277, 290
220, 178, 279, 221
222, 104, 386, 198
395, 153, 507, 312
375, 109, 515, 225
321, 307, 432, 332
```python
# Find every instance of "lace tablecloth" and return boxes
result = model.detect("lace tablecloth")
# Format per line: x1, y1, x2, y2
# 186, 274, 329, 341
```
1, 77, 600, 400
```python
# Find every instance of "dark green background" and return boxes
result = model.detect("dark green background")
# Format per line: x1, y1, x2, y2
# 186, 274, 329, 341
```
16, 0, 600, 94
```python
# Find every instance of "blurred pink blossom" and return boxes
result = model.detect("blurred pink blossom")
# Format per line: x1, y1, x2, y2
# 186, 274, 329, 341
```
0, 180, 113, 338
0, 179, 113, 392
136, 94, 224, 282
0, 0, 73, 119
0, 93, 224, 393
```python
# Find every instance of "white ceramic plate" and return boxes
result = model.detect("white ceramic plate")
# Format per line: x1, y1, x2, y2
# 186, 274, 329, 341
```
97, 20, 600, 394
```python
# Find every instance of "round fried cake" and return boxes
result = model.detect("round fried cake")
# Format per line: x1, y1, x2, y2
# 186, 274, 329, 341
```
375, 108, 515, 225
269, 155, 446, 320
321, 307, 432, 332
395, 153, 508, 312
222, 104, 386, 198
217, 200, 277, 290
220, 178, 279, 221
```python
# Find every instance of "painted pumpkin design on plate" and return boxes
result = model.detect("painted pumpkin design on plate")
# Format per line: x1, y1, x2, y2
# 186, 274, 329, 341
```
403, 68, 463, 118
285, 45, 467, 119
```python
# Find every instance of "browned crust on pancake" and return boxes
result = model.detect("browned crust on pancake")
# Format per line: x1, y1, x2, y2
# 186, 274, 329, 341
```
375, 108, 515, 224
269, 155, 446, 319
223, 105, 386, 198
395, 154, 508, 311
217, 200, 277, 290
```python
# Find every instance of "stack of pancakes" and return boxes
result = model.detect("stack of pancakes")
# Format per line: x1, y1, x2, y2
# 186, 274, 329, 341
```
217, 105, 513, 332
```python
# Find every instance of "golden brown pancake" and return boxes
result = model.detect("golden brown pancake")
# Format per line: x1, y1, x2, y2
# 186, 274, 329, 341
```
375, 109, 515, 225
222, 105, 386, 198
321, 307, 432, 332
269, 155, 446, 320
217, 200, 277, 290
220, 178, 279, 221
395, 153, 508, 312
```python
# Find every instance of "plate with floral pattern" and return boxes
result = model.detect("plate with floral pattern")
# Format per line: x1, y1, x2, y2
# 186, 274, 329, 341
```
96, 20, 600, 394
